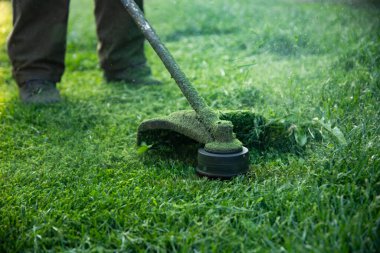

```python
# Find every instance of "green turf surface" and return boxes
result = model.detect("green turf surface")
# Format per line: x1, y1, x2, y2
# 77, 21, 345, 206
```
1, 0, 379, 252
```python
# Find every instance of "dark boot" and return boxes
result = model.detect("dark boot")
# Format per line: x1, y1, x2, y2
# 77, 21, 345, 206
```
19, 80, 61, 104
104, 64, 161, 85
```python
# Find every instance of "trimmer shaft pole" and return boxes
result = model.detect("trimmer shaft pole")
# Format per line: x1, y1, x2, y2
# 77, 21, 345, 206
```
120, 0, 218, 124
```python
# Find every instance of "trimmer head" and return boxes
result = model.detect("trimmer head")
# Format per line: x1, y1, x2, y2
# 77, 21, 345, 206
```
137, 110, 260, 178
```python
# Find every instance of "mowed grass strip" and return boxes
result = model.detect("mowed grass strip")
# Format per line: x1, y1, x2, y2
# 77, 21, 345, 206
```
0, 0, 379, 252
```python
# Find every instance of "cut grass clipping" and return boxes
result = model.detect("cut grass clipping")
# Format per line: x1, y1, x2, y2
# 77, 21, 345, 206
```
1, 0, 379, 252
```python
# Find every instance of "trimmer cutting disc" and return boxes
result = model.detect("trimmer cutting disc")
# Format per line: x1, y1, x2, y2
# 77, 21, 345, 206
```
197, 147, 249, 179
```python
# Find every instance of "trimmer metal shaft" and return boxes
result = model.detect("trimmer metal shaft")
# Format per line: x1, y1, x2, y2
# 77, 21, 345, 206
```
120, 0, 218, 126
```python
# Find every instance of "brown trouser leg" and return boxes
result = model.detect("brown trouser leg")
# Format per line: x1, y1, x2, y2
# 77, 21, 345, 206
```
95, 0, 147, 79
8, 0, 70, 85
8, 0, 146, 86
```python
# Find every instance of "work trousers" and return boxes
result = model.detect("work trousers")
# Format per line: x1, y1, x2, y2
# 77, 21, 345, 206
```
7, 0, 146, 85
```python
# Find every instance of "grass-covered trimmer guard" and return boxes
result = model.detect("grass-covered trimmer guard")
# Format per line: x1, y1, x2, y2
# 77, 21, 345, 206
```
121, 0, 249, 178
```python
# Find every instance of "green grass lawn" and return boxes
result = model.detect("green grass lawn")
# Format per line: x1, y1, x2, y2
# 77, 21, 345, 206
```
1, 0, 379, 252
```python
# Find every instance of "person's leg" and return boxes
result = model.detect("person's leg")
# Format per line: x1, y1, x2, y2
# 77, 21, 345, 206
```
8, 0, 70, 84
7, 0, 70, 102
94, 0, 159, 84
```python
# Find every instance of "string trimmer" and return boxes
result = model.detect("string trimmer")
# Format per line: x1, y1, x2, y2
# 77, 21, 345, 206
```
121, 0, 249, 178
